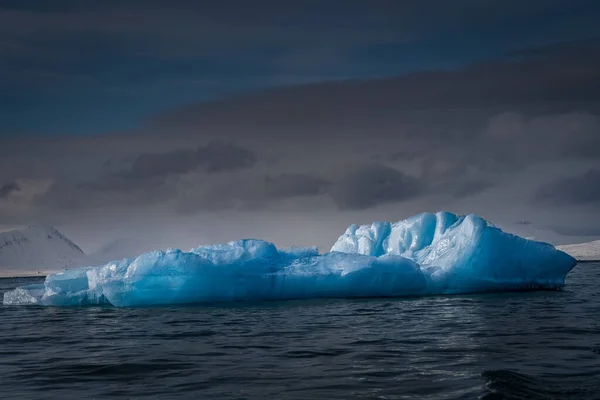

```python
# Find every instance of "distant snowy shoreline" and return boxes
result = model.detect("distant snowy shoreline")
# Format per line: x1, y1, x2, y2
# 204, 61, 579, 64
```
0, 270, 53, 278
557, 240, 600, 262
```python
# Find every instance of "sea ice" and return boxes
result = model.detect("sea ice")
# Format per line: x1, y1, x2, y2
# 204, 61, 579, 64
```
2, 283, 46, 305
2, 212, 577, 307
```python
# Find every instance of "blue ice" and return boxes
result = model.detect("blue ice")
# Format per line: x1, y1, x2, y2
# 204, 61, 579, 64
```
2, 212, 577, 307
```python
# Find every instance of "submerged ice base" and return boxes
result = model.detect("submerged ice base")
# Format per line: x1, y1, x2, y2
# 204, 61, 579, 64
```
3, 212, 577, 307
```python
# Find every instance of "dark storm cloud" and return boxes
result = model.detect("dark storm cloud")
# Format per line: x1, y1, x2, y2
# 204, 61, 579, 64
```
2, 0, 599, 134
174, 163, 424, 213
0, 182, 20, 198
329, 164, 423, 210
3, 38, 600, 219
38, 175, 174, 210
451, 180, 495, 199
1, 0, 600, 252
147, 39, 600, 183
479, 112, 600, 167
152, 39, 600, 130
264, 174, 331, 198
125, 142, 256, 179
34, 142, 256, 210
3, 0, 584, 43
174, 172, 332, 213
535, 169, 600, 206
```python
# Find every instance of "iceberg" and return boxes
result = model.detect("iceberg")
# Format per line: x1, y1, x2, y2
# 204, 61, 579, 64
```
3, 212, 577, 307
331, 212, 577, 294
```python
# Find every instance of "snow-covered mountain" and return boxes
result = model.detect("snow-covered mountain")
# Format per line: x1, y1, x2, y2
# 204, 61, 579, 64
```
557, 240, 600, 262
0, 225, 86, 276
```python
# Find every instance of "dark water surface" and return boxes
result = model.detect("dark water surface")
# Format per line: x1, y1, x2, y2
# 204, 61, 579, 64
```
1, 264, 599, 400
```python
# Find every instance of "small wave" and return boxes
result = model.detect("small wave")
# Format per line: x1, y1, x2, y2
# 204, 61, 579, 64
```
481, 369, 600, 399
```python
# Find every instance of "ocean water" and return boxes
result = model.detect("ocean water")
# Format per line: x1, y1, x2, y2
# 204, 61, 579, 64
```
0, 264, 598, 400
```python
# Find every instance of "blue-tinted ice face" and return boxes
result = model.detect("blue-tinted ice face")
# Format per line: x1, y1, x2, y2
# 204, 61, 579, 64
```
332, 212, 577, 293
3, 212, 577, 307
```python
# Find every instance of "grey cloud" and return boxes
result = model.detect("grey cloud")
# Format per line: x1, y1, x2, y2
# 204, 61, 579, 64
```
31, 142, 259, 210
0, 0, 420, 89
516, 220, 532, 225
6, 53, 600, 219
0, 1, 550, 43
176, 172, 331, 214
125, 142, 256, 179
423, 164, 499, 199
535, 169, 600, 206
176, 177, 262, 214
38, 174, 174, 210
0, 181, 20, 198
176, 163, 427, 214
549, 225, 600, 237
152, 40, 600, 130
2, 2, 600, 247
481, 111, 600, 165
410, 110, 600, 192
3, 0, 597, 110
144, 41, 600, 190
264, 174, 331, 198
39, 170, 328, 215
329, 163, 423, 210
35, 139, 257, 211
2, 1, 594, 44
451, 180, 495, 199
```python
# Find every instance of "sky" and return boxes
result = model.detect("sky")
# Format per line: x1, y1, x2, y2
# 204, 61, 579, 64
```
1, 0, 600, 256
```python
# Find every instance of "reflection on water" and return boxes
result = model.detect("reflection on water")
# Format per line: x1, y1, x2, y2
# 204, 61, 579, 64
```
481, 369, 600, 399
1, 264, 599, 399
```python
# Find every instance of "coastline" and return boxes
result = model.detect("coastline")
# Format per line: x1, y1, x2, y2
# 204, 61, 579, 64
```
0, 271, 55, 279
